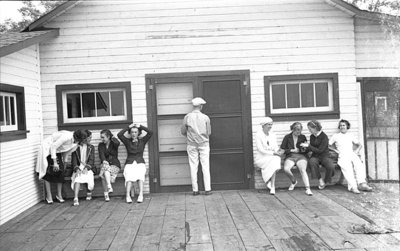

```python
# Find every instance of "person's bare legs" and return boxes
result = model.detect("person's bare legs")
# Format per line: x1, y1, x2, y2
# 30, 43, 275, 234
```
73, 183, 80, 200
44, 180, 53, 202
283, 160, 296, 184
126, 181, 133, 202
104, 171, 112, 191
269, 173, 276, 195
56, 183, 63, 200
137, 180, 144, 203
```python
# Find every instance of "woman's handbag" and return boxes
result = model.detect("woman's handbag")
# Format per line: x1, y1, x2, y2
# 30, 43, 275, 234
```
46, 153, 65, 175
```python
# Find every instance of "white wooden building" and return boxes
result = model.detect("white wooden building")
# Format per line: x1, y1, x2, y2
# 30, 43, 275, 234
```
0, 0, 399, 224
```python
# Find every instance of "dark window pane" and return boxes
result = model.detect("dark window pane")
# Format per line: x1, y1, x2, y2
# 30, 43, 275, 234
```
10, 96, 15, 125
287, 84, 300, 108
0, 96, 4, 126
5, 96, 10, 125
110, 91, 124, 116
67, 93, 81, 118
96, 92, 110, 116
271, 85, 286, 109
315, 82, 329, 107
301, 83, 314, 107
82, 93, 96, 117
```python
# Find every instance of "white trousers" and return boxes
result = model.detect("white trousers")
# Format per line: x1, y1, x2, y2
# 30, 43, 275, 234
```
338, 152, 367, 190
187, 143, 211, 192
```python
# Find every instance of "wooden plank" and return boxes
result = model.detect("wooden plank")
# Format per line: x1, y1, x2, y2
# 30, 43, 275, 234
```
0, 232, 33, 250
63, 199, 104, 229
204, 192, 245, 250
269, 239, 301, 251
131, 215, 164, 250
43, 200, 92, 230
388, 140, 399, 180
0, 203, 44, 235
306, 224, 356, 249
376, 140, 388, 180
40, 229, 75, 251
108, 209, 147, 251
186, 243, 214, 251
83, 199, 119, 228
159, 211, 186, 251
86, 226, 119, 250
367, 140, 376, 179
63, 228, 99, 251
283, 226, 330, 251
18, 229, 61, 251
222, 191, 274, 250
185, 194, 212, 245
145, 194, 169, 216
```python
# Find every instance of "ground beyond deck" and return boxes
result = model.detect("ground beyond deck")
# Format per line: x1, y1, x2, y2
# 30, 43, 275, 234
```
0, 184, 399, 251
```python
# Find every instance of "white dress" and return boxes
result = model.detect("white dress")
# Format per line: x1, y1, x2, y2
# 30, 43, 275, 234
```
124, 161, 146, 185
70, 144, 95, 191
254, 130, 282, 183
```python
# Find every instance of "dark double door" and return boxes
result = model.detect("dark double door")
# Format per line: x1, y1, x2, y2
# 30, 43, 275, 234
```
146, 70, 253, 193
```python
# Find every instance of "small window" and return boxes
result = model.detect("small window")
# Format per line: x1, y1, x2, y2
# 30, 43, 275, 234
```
264, 73, 340, 121
0, 84, 27, 142
56, 82, 132, 130
0, 92, 18, 131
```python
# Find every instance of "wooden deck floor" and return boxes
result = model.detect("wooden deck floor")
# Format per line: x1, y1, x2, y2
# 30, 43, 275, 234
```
0, 184, 399, 251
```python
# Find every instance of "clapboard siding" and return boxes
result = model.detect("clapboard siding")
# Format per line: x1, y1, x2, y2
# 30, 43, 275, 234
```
355, 18, 400, 77
0, 45, 43, 225
39, 0, 361, 191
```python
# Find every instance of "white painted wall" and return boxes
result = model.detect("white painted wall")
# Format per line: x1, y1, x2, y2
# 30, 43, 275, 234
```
355, 18, 400, 78
0, 45, 43, 225
39, 0, 362, 190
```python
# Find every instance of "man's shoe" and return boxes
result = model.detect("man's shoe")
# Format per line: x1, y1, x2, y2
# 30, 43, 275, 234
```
288, 180, 297, 191
358, 182, 373, 192
205, 191, 212, 195
193, 191, 200, 196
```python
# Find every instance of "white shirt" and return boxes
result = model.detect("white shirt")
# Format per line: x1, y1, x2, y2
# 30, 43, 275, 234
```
255, 130, 279, 156
181, 110, 211, 145
329, 132, 359, 155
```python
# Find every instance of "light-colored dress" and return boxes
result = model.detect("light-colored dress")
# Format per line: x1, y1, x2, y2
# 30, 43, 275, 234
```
70, 144, 95, 191
254, 130, 281, 183
36, 131, 78, 180
124, 161, 146, 185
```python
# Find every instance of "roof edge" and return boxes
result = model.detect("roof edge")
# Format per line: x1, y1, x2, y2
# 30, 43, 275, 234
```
23, 0, 80, 32
0, 29, 59, 57
325, 0, 399, 23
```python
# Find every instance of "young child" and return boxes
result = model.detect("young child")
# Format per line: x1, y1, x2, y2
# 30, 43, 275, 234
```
71, 130, 95, 206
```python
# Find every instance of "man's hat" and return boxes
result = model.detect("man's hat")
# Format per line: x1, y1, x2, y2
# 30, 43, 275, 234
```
192, 97, 206, 106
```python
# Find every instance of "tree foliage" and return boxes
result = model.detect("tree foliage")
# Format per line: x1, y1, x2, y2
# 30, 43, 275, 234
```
0, 1, 65, 33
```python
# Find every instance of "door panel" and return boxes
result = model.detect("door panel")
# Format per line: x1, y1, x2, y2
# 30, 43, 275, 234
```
146, 71, 253, 192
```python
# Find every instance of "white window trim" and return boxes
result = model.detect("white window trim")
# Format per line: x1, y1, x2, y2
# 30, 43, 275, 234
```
0, 91, 18, 132
62, 88, 128, 123
269, 79, 334, 114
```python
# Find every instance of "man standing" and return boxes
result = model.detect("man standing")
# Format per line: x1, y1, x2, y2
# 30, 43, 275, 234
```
181, 97, 212, 195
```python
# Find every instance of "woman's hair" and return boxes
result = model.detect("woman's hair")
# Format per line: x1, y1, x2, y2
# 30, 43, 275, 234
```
100, 129, 113, 139
85, 129, 92, 137
129, 126, 142, 136
338, 119, 351, 129
307, 120, 322, 131
73, 129, 88, 143
290, 122, 303, 131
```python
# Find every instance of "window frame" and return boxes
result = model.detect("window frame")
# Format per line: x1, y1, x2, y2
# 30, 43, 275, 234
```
56, 82, 132, 130
0, 91, 18, 131
264, 73, 340, 121
0, 83, 28, 142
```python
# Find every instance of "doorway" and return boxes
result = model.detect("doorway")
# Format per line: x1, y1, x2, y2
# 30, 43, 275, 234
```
146, 70, 253, 192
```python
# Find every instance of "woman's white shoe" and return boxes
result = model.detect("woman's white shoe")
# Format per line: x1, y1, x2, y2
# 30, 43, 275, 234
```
73, 198, 79, 206
270, 187, 275, 195
104, 193, 110, 202
288, 180, 298, 191
126, 196, 133, 203
137, 195, 143, 203
305, 189, 313, 196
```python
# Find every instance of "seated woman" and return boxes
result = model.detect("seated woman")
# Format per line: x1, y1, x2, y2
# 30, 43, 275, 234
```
98, 129, 121, 202
329, 119, 373, 193
118, 123, 153, 203
280, 122, 313, 196
300, 120, 335, 190
254, 117, 282, 195
36, 129, 87, 204
71, 130, 95, 206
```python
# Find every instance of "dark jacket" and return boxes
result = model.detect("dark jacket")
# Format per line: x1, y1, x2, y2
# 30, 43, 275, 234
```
98, 137, 121, 168
280, 133, 307, 159
71, 144, 95, 171
309, 131, 330, 158
117, 125, 153, 165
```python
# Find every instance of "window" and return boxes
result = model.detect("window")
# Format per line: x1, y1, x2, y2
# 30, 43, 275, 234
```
0, 92, 18, 131
264, 73, 340, 121
56, 82, 132, 130
0, 84, 27, 142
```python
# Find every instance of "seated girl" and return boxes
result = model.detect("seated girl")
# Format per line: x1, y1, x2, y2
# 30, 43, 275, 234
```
329, 119, 373, 193
254, 117, 282, 195
280, 122, 313, 196
98, 129, 121, 201
71, 130, 95, 206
